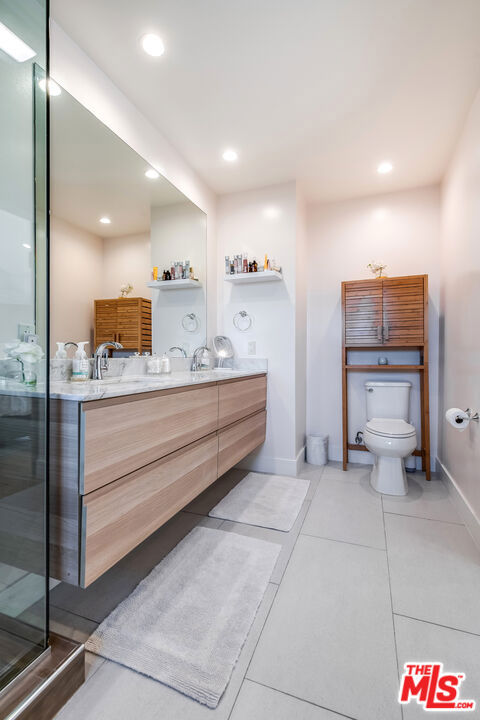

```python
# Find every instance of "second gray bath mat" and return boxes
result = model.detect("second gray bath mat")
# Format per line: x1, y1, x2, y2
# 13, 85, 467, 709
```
209, 472, 310, 531
86, 526, 280, 708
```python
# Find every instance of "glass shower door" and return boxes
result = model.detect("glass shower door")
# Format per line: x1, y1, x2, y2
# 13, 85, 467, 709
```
0, 0, 49, 690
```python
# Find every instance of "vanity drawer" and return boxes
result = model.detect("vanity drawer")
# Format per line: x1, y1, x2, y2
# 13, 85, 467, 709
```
81, 434, 218, 586
81, 385, 218, 493
218, 375, 267, 429
217, 410, 266, 477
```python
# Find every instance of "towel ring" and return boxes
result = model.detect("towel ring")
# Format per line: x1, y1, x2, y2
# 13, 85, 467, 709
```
182, 313, 200, 333
233, 310, 252, 332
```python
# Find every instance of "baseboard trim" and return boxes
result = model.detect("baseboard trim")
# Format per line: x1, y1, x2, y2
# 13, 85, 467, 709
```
237, 448, 304, 477
437, 456, 480, 551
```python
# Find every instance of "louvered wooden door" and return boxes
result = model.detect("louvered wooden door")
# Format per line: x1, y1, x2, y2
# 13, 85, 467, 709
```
94, 298, 152, 353
382, 276, 425, 346
94, 300, 118, 347
343, 280, 383, 346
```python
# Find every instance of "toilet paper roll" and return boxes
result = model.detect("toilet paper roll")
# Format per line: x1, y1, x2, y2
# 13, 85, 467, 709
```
445, 407, 470, 432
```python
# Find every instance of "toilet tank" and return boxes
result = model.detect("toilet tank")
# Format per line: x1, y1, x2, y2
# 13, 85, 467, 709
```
365, 381, 412, 421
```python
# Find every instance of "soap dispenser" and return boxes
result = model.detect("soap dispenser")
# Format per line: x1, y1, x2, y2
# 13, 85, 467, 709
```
55, 342, 67, 359
71, 341, 90, 382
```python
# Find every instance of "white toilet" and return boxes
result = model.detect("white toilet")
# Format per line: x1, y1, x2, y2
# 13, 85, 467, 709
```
363, 381, 417, 496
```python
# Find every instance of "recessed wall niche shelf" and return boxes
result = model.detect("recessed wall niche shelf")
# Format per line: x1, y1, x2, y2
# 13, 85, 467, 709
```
341, 274, 431, 480
224, 270, 282, 284
147, 278, 202, 290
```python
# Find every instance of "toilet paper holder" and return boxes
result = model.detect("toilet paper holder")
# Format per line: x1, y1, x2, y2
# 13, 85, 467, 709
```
465, 408, 479, 421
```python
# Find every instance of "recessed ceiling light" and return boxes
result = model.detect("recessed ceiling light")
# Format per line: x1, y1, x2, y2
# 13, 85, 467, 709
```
222, 149, 238, 162
0, 21, 36, 62
377, 161, 393, 175
22, 243, 31, 249
141, 33, 165, 57
38, 77, 61, 96
99, 217, 111, 224
145, 168, 160, 179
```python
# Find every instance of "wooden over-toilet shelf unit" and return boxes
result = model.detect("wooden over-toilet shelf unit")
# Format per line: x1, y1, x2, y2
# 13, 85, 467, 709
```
341, 274, 431, 481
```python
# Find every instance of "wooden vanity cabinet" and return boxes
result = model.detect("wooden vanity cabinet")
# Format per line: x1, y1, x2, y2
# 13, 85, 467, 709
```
50, 374, 267, 587
94, 297, 152, 353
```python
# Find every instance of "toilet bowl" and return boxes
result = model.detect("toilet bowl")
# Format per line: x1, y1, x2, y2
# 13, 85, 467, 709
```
363, 418, 417, 495
363, 381, 417, 496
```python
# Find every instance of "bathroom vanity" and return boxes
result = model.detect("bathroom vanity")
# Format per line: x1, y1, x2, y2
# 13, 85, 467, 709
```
49, 371, 267, 587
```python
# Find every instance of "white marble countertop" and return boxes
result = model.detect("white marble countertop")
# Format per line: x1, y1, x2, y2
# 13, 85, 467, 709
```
0, 368, 267, 403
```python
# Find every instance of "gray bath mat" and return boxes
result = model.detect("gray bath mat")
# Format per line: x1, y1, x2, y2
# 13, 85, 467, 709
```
209, 472, 310, 531
86, 526, 280, 708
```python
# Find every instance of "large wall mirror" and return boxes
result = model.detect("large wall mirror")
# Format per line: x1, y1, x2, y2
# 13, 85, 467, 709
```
50, 85, 207, 358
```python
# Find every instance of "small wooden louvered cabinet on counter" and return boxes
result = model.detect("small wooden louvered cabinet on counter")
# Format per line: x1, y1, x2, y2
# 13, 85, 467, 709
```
341, 274, 430, 480
94, 297, 152, 354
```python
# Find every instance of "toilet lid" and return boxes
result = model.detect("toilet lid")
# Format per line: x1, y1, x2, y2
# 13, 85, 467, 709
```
366, 418, 416, 438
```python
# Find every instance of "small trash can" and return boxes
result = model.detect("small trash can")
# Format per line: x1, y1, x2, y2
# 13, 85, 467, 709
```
306, 434, 328, 466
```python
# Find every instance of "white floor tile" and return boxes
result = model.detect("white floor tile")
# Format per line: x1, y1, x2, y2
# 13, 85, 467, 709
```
382, 474, 462, 524
302, 474, 385, 549
230, 680, 340, 720
321, 464, 371, 484
394, 614, 480, 719
385, 514, 480, 634
247, 535, 401, 720
55, 584, 278, 720
220, 498, 310, 584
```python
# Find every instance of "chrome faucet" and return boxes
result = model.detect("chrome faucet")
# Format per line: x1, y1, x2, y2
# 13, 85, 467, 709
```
191, 345, 210, 371
94, 341, 123, 380
169, 346, 187, 358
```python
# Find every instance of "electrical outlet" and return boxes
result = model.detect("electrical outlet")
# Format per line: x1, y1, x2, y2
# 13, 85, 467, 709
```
248, 341, 256, 356
18, 323, 35, 341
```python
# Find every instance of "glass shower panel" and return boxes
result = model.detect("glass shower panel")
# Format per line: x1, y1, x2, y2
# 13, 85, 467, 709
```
0, 0, 49, 690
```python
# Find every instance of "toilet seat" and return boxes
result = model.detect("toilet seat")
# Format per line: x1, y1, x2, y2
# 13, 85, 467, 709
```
366, 418, 416, 439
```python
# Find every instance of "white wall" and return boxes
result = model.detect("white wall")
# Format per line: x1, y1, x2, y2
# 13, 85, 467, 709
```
50, 216, 103, 353
151, 203, 207, 355
218, 181, 306, 474
50, 21, 217, 341
306, 186, 441, 469
439, 87, 480, 531
103, 232, 151, 301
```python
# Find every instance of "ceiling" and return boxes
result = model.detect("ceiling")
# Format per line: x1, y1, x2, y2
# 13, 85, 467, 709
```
51, 0, 480, 202
51, 84, 194, 238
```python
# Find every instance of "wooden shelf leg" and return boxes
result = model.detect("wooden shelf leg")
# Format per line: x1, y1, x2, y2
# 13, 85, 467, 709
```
342, 354, 348, 471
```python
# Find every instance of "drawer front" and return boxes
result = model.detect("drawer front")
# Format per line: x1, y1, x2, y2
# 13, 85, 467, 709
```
217, 410, 266, 478
218, 375, 267, 429
81, 434, 218, 586
82, 385, 218, 493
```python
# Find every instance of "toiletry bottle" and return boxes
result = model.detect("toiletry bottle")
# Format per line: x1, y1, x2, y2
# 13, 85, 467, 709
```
189, 266, 194, 280
162, 270, 166, 281
253, 257, 258, 272
71, 342, 89, 382
230, 259, 235, 274
225, 256, 230, 275
160, 353, 171, 374
166, 270, 171, 280
55, 342, 67, 359
170, 262, 175, 280
153, 266, 158, 281
264, 254, 268, 271
248, 261, 253, 272
237, 255, 242, 273
243, 254, 248, 273
233, 256, 238, 274
185, 260, 190, 279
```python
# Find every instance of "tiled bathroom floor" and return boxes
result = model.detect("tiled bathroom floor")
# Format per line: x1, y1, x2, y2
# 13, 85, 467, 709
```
51, 463, 480, 720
